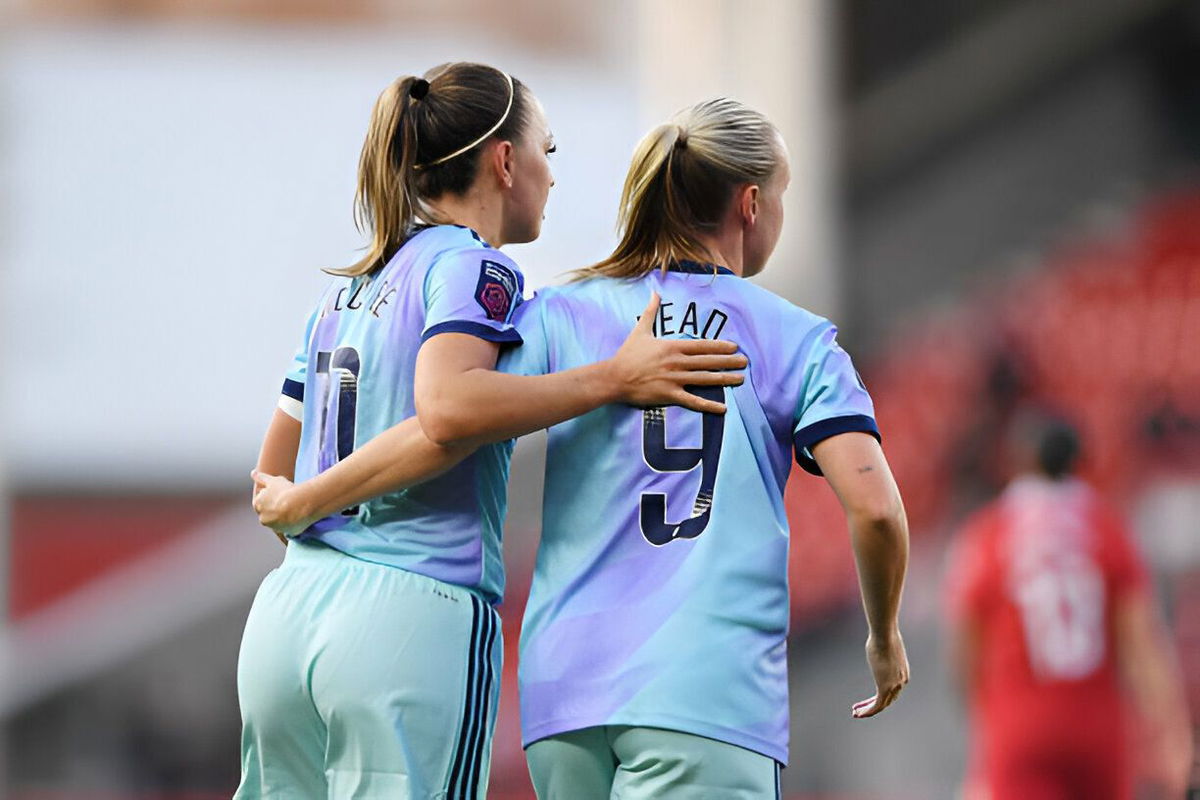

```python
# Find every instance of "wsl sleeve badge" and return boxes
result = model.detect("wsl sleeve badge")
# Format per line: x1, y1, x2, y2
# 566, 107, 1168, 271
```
474, 259, 521, 322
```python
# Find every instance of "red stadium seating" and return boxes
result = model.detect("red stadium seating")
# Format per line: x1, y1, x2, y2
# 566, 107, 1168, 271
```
786, 190, 1200, 627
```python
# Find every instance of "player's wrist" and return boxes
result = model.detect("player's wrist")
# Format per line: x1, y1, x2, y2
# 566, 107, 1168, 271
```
591, 358, 626, 405
866, 625, 902, 648
286, 481, 324, 526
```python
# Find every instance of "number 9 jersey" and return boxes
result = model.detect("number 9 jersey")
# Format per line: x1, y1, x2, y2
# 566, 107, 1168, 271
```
498, 261, 879, 765
279, 225, 524, 605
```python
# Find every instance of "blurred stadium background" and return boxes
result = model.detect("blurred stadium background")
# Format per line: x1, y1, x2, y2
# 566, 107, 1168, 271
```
2, 0, 1199, 797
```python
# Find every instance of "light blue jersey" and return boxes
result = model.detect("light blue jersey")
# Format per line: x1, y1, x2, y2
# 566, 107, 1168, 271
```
499, 261, 878, 763
279, 225, 524, 604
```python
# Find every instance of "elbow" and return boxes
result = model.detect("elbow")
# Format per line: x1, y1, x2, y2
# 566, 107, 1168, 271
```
415, 385, 480, 447
418, 407, 474, 447
849, 496, 907, 537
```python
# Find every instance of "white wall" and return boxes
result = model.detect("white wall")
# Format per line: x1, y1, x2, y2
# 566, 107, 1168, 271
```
2, 24, 638, 488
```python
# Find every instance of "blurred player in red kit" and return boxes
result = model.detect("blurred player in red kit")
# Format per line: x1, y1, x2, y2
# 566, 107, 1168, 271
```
946, 412, 1193, 799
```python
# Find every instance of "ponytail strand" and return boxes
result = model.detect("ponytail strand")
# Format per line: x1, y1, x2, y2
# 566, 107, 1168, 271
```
331, 76, 422, 277
577, 98, 781, 281
329, 64, 531, 277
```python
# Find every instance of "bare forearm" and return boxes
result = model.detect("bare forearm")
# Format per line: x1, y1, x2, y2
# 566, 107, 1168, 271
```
291, 417, 473, 520
415, 313, 745, 447
811, 434, 910, 638
850, 511, 909, 638
849, 507, 912, 718
257, 409, 302, 481
254, 409, 303, 545
421, 362, 619, 446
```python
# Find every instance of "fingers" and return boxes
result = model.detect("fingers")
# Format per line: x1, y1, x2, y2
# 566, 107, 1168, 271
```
852, 682, 905, 719
679, 353, 748, 371
680, 371, 745, 388
852, 694, 879, 718
676, 338, 740, 355
851, 690, 891, 718
635, 292, 661, 332
674, 390, 727, 415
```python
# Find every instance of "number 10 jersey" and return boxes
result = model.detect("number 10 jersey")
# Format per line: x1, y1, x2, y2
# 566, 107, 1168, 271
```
280, 225, 525, 605
499, 262, 879, 764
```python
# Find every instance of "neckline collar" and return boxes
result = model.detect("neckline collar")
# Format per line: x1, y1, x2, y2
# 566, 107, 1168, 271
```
668, 259, 736, 276
413, 223, 493, 248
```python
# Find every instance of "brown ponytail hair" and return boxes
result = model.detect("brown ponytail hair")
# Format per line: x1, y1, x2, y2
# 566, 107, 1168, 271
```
576, 98, 782, 281
332, 62, 531, 277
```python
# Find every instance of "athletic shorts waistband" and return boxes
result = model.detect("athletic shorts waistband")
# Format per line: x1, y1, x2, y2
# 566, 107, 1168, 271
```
281, 538, 492, 607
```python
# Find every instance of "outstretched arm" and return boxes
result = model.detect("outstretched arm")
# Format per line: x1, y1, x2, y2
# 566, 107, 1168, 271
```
252, 415, 472, 537
813, 431, 910, 719
254, 294, 746, 534
415, 293, 745, 446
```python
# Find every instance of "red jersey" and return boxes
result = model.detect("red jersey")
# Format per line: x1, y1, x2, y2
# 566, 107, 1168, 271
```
946, 476, 1148, 799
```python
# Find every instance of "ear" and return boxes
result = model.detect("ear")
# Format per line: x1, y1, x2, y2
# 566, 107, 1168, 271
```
737, 184, 760, 227
490, 140, 516, 189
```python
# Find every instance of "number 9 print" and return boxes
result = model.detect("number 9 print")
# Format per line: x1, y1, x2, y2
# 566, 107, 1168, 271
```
639, 385, 726, 546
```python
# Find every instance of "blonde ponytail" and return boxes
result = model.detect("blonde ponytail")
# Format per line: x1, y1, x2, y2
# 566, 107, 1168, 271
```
330, 77, 421, 277
330, 64, 531, 277
578, 99, 781, 281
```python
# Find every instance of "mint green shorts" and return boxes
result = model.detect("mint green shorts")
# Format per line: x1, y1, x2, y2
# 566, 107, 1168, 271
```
234, 540, 501, 799
525, 726, 781, 799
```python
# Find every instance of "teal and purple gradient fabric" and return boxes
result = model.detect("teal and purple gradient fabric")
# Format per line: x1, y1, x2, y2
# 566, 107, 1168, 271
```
283, 225, 524, 605
500, 264, 877, 764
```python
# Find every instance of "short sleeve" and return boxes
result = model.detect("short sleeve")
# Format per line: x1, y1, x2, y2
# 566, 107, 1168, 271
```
496, 293, 552, 377
278, 302, 319, 421
421, 248, 525, 345
792, 322, 880, 475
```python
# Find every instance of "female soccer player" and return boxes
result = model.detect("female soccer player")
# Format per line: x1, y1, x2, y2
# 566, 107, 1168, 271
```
238, 64, 746, 799
254, 98, 909, 798
946, 414, 1192, 799
504, 99, 909, 798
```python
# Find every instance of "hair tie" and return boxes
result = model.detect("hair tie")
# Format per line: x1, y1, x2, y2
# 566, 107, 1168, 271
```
674, 126, 689, 150
415, 71, 515, 170
409, 78, 430, 101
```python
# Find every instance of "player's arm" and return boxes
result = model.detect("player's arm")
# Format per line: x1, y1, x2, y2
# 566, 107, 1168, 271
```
256, 327, 647, 528
1114, 589, 1194, 795
257, 409, 301, 482
252, 294, 745, 534
253, 408, 303, 545
813, 431, 910, 719
253, 416, 472, 538
415, 294, 745, 447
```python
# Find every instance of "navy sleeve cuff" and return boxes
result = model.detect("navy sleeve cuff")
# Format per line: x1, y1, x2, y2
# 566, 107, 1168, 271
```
793, 414, 881, 476
421, 320, 524, 346
281, 378, 305, 402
